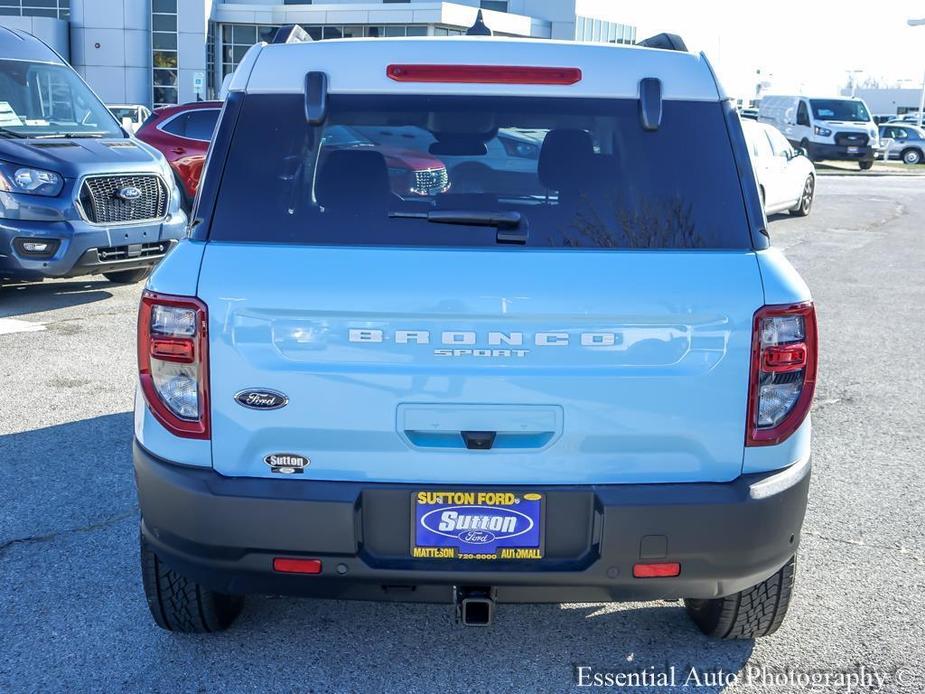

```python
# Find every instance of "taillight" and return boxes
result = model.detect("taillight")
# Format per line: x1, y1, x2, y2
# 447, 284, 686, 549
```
138, 290, 210, 439
386, 64, 582, 85
746, 302, 817, 446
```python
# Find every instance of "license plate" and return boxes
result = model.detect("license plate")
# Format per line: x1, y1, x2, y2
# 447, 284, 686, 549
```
412, 491, 543, 560
847, 146, 859, 153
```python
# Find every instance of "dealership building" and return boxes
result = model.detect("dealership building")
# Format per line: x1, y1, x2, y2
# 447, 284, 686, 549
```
0, 1, 637, 108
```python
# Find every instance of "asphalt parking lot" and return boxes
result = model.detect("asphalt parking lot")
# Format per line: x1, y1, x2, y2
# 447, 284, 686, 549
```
1, 176, 924, 693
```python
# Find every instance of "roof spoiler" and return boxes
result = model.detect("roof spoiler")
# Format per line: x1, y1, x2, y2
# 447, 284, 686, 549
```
636, 33, 688, 52
272, 24, 311, 44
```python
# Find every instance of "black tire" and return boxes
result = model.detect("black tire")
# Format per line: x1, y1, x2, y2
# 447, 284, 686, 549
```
790, 174, 814, 217
684, 555, 796, 639
900, 148, 922, 165
141, 535, 243, 633
102, 268, 151, 284
858, 160, 874, 170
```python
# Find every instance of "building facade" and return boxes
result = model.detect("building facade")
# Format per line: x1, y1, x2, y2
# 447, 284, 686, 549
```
0, 0, 635, 108
839, 87, 925, 118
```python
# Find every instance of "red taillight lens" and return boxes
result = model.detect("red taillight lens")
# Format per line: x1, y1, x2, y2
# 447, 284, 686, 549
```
746, 302, 817, 446
138, 290, 210, 439
273, 558, 323, 575
633, 562, 681, 578
386, 64, 582, 85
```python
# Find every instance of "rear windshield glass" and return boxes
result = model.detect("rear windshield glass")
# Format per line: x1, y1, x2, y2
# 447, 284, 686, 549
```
209, 94, 751, 249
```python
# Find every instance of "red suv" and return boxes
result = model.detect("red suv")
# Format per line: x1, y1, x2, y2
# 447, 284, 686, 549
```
136, 101, 222, 211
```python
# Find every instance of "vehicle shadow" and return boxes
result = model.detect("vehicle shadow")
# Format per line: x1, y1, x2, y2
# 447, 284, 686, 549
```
766, 211, 807, 227
0, 413, 755, 692
211, 596, 757, 691
0, 278, 113, 319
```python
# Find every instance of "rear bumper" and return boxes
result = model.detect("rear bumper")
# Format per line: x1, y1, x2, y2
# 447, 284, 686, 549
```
135, 441, 810, 603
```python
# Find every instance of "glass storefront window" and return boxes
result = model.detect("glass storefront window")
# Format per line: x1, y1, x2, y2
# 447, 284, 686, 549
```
153, 51, 177, 68
152, 0, 178, 108
1, 0, 69, 20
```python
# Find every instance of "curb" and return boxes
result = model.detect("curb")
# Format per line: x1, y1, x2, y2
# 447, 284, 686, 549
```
815, 170, 925, 177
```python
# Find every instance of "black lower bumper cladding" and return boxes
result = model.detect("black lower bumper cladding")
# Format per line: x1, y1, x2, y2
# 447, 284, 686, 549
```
134, 441, 810, 603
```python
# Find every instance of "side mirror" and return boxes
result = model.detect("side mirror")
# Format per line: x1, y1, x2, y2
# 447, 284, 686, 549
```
795, 147, 808, 158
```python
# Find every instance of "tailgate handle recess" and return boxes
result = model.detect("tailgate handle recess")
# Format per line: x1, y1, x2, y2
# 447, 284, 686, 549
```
398, 404, 563, 451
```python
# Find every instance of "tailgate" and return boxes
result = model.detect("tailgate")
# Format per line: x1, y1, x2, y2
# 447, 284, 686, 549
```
198, 244, 762, 484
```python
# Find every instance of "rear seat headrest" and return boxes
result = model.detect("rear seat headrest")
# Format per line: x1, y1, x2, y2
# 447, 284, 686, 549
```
316, 149, 391, 211
538, 129, 595, 191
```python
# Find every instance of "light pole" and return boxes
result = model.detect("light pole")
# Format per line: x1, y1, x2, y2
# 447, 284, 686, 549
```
846, 69, 864, 97
909, 18, 925, 128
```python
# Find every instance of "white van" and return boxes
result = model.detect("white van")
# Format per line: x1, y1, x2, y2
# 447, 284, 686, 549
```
758, 95, 879, 169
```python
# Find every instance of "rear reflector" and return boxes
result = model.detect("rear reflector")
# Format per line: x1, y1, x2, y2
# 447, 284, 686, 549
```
633, 562, 681, 578
150, 337, 195, 363
273, 558, 322, 575
386, 64, 582, 85
762, 343, 807, 372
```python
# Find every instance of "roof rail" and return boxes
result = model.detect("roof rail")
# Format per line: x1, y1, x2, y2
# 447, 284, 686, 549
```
272, 24, 311, 44
636, 33, 688, 52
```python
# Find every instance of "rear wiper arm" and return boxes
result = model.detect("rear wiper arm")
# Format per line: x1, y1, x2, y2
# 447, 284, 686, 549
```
389, 209, 528, 244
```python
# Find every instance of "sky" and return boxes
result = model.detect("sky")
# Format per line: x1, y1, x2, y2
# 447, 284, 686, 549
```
620, 1, 925, 101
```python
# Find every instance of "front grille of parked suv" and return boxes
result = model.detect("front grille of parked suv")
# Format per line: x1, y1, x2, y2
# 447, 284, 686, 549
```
834, 132, 869, 147
412, 167, 450, 196
78, 175, 169, 225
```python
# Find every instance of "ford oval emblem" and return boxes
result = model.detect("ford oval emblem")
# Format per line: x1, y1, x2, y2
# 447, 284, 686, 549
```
234, 389, 289, 410
116, 185, 143, 201
458, 530, 496, 544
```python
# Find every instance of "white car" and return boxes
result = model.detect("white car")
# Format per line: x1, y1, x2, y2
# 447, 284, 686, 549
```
107, 104, 151, 134
742, 120, 816, 217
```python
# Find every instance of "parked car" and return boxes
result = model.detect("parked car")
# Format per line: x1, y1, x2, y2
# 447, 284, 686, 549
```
108, 103, 151, 134
741, 120, 816, 216
135, 101, 222, 212
879, 124, 925, 164
0, 27, 186, 285
887, 113, 923, 124
759, 95, 879, 169
135, 28, 816, 639
739, 107, 759, 120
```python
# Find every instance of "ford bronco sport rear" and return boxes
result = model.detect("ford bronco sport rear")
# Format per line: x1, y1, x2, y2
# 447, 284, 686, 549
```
133, 28, 816, 637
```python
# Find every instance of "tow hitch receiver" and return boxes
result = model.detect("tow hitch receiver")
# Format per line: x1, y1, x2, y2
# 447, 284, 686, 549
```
455, 586, 496, 626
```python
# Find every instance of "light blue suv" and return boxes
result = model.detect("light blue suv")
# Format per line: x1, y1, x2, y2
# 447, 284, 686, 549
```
0, 27, 186, 285
134, 29, 816, 638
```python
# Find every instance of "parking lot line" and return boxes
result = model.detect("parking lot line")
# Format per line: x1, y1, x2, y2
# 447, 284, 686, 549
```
0, 318, 46, 335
